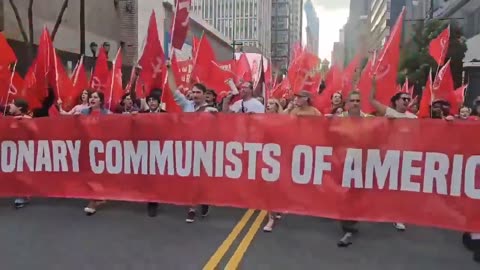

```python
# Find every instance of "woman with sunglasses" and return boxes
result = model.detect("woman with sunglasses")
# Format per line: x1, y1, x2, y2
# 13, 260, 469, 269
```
368, 76, 415, 232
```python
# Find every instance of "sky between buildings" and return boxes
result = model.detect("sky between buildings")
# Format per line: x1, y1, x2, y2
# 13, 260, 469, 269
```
303, 0, 350, 61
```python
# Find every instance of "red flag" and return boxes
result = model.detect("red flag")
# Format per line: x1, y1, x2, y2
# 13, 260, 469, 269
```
51, 48, 77, 111
236, 53, 252, 82
0, 32, 16, 65
341, 53, 362, 96
191, 34, 215, 84
161, 54, 182, 113
372, 7, 405, 108
287, 50, 320, 94
454, 84, 468, 106
106, 49, 124, 111
90, 47, 109, 92
429, 25, 450, 66
318, 65, 342, 113
418, 69, 433, 118
303, 73, 322, 94
358, 56, 375, 113
432, 59, 455, 101
71, 56, 89, 92
171, 0, 191, 50
138, 11, 165, 97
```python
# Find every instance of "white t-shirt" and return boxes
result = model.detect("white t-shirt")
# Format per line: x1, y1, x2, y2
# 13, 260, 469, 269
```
230, 98, 265, 114
385, 107, 417, 119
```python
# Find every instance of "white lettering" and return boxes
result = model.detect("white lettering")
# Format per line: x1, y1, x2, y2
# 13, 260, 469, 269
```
423, 152, 449, 195
244, 143, 263, 180
193, 141, 214, 177
400, 151, 422, 192
149, 141, 175, 175
1, 141, 17, 173
465, 156, 480, 199
291, 145, 313, 185
262, 143, 281, 182
89, 140, 104, 174
35, 140, 52, 172
225, 142, 242, 179
124, 141, 148, 175
342, 148, 363, 188
313, 147, 333, 185
365, 150, 400, 190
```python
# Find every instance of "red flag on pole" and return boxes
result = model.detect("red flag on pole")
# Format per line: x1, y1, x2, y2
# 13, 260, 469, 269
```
171, 0, 191, 50
0, 32, 16, 65
429, 25, 450, 66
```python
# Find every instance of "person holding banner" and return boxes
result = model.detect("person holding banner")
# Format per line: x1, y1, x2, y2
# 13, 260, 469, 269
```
58, 89, 92, 115
222, 80, 265, 114
336, 90, 372, 247
82, 91, 111, 215
284, 90, 322, 116
166, 61, 213, 223
369, 76, 415, 231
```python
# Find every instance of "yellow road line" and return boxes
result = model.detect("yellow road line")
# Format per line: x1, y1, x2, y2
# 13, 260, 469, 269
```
202, 209, 255, 270
224, 210, 268, 269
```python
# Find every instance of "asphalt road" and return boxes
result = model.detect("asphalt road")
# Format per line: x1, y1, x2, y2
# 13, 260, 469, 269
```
0, 199, 477, 270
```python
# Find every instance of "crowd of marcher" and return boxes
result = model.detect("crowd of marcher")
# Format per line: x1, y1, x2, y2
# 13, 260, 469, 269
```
2, 62, 479, 263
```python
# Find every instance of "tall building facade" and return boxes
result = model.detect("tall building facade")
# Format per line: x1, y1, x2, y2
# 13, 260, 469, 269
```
369, 0, 406, 49
271, 0, 290, 72
191, 0, 272, 56
304, 0, 319, 55
343, 0, 371, 64
289, 0, 303, 45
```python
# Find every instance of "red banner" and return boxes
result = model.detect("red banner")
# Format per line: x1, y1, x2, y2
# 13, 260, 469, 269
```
0, 115, 479, 231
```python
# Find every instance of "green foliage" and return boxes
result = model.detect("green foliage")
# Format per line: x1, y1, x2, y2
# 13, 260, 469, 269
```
398, 20, 467, 93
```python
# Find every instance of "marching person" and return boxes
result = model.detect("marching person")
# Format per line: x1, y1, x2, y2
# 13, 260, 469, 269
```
284, 90, 322, 116
82, 91, 111, 215
222, 80, 265, 114
369, 76, 415, 231
166, 60, 216, 223
58, 89, 92, 115
336, 90, 372, 247
263, 98, 284, 232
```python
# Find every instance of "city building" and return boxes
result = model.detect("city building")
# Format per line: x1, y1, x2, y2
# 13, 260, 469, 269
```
304, 0, 319, 55
289, 0, 303, 45
2, 0, 232, 74
190, 0, 272, 56
343, 0, 371, 64
369, 0, 406, 49
271, 0, 290, 72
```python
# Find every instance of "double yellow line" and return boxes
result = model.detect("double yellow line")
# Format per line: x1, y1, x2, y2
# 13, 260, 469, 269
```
203, 210, 267, 270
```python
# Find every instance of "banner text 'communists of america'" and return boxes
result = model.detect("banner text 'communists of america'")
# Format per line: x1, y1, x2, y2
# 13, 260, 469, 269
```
0, 140, 479, 200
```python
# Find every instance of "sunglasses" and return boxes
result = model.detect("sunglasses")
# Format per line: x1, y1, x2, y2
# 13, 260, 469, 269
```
349, 99, 360, 103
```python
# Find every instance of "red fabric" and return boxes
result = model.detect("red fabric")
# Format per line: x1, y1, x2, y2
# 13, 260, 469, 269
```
89, 110, 101, 116
429, 26, 450, 66
372, 7, 405, 108
71, 56, 89, 93
171, 0, 191, 50
318, 65, 342, 113
176, 59, 193, 88
191, 35, 215, 85
90, 47, 109, 92
341, 53, 362, 97
138, 11, 166, 98
287, 50, 320, 94
236, 53, 252, 83
161, 54, 182, 113
1, 115, 480, 232
51, 47, 77, 111
454, 84, 468, 106
418, 70, 433, 118
0, 32, 16, 65
105, 49, 124, 111
358, 57, 375, 113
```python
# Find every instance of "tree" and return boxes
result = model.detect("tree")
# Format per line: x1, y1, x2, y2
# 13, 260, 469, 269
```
398, 20, 467, 93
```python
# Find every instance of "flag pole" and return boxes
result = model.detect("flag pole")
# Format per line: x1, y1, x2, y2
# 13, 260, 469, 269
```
4, 62, 18, 116
108, 48, 121, 111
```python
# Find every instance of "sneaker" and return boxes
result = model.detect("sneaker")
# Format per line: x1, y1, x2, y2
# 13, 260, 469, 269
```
337, 232, 353, 247
393, 223, 406, 231
14, 198, 30, 209
474, 250, 480, 263
263, 217, 275, 233
186, 210, 196, 223
200, 205, 210, 217
147, 203, 159, 217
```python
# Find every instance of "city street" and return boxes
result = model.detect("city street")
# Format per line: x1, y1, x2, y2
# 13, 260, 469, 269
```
0, 199, 477, 270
